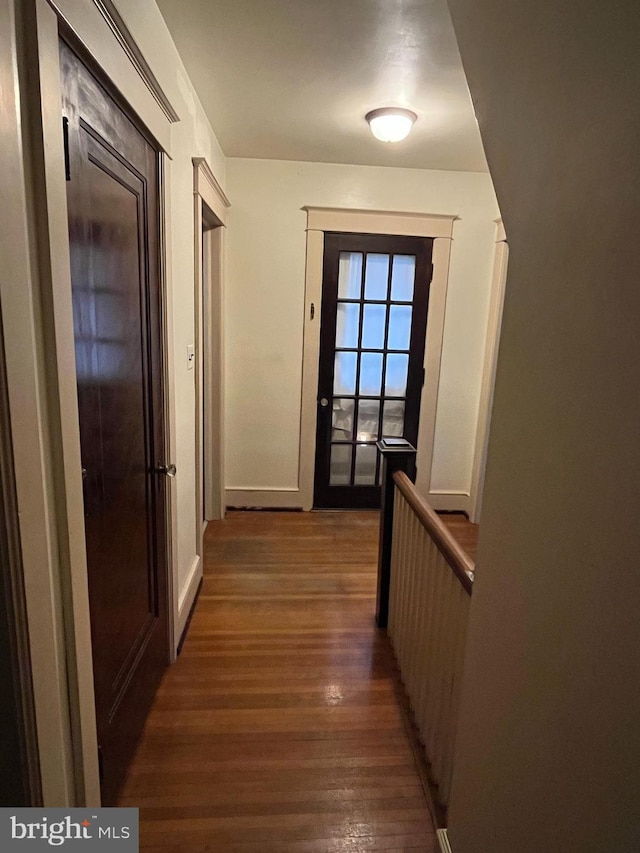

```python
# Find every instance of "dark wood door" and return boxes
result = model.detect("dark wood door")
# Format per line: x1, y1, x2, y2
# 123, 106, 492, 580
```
314, 233, 433, 509
60, 39, 169, 804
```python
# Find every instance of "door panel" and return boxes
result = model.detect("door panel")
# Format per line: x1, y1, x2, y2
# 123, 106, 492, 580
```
60, 39, 168, 804
314, 233, 433, 508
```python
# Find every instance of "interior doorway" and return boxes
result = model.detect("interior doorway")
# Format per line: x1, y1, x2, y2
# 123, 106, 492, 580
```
196, 207, 224, 551
193, 158, 228, 538
314, 232, 433, 508
195, 206, 226, 529
61, 38, 169, 804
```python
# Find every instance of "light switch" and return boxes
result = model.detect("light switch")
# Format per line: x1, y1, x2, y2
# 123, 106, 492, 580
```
187, 344, 195, 370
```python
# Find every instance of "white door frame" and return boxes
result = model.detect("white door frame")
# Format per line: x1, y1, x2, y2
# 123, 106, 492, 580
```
183, 158, 229, 643
0, 0, 79, 806
193, 158, 229, 528
469, 218, 509, 522
299, 207, 457, 511
11, 0, 182, 805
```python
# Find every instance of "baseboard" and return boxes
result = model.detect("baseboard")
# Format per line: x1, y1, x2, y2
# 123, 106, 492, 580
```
437, 828, 453, 853
226, 487, 469, 513
176, 554, 202, 648
176, 578, 202, 656
428, 491, 470, 513
226, 488, 304, 509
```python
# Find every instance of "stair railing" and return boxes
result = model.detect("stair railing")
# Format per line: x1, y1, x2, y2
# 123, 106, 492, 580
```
376, 440, 474, 817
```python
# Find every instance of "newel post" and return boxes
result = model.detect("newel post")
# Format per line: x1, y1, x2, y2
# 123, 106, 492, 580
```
376, 439, 417, 628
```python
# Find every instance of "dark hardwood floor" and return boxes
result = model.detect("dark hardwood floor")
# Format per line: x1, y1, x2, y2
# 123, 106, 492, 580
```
119, 510, 440, 851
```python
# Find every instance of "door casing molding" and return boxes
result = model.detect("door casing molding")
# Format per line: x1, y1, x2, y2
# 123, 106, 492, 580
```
183, 157, 229, 649
90, 0, 180, 123
0, 0, 75, 805
13, 0, 101, 806
299, 207, 457, 511
45, 0, 175, 152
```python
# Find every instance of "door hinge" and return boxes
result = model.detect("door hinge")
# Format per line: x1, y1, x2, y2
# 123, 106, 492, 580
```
62, 116, 71, 181
97, 744, 104, 782
310, 302, 315, 320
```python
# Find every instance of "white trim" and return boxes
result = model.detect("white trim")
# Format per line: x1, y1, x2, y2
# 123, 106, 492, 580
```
203, 227, 227, 521
176, 555, 202, 642
31, 0, 101, 805
0, 0, 77, 805
304, 206, 457, 238
299, 207, 455, 510
193, 158, 228, 526
469, 219, 508, 523
414, 237, 453, 499
48, 0, 172, 152
12, 0, 103, 805
160, 153, 179, 662
427, 492, 471, 514
90, 0, 179, 122
226, 488, 304, 510
437, 828, 454, 853
193, 191, 205, 567
299, 228, 325, 510
193, 156, 231, 223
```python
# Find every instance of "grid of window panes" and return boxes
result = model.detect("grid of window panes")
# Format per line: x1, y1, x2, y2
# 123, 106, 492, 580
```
330, 250, 416, 487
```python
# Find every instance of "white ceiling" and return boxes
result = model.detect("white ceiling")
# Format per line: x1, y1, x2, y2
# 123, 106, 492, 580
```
156, 0, 488, 172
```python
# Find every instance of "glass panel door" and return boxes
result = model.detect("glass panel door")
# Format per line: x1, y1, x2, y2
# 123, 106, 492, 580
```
314, 233, 433, 508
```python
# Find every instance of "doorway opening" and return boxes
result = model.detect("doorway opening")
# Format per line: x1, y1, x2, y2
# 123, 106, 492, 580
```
193, 174, 227, 532
197, 206, 225, 540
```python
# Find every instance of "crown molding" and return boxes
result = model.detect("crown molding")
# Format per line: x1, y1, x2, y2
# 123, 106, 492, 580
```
91, 0, 180, 123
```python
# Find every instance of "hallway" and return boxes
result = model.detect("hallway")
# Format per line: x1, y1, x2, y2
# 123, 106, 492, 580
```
118, 510, 440, 851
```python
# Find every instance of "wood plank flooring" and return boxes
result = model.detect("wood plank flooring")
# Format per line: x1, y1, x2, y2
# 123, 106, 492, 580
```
118, 511, 439, 851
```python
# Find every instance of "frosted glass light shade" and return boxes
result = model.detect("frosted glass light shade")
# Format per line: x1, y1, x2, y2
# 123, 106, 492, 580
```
365, 108, 417, 143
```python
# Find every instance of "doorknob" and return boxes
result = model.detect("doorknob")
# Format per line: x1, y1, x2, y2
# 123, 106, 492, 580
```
319, 398, 329, 407
154, 464, 177, 477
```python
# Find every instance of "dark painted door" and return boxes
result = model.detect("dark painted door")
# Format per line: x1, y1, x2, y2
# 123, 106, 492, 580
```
314, 233, 433, 509
60, 39, 169, 804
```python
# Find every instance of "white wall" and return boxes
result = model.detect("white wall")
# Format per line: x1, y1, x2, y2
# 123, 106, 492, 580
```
225, 158, 498, 502
444, 1, 640, 851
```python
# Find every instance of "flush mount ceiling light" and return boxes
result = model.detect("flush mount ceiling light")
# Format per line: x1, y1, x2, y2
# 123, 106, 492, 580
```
365, 107, 417, 143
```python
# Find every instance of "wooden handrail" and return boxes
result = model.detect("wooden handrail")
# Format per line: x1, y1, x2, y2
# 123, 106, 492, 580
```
393, 471, 474, 595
